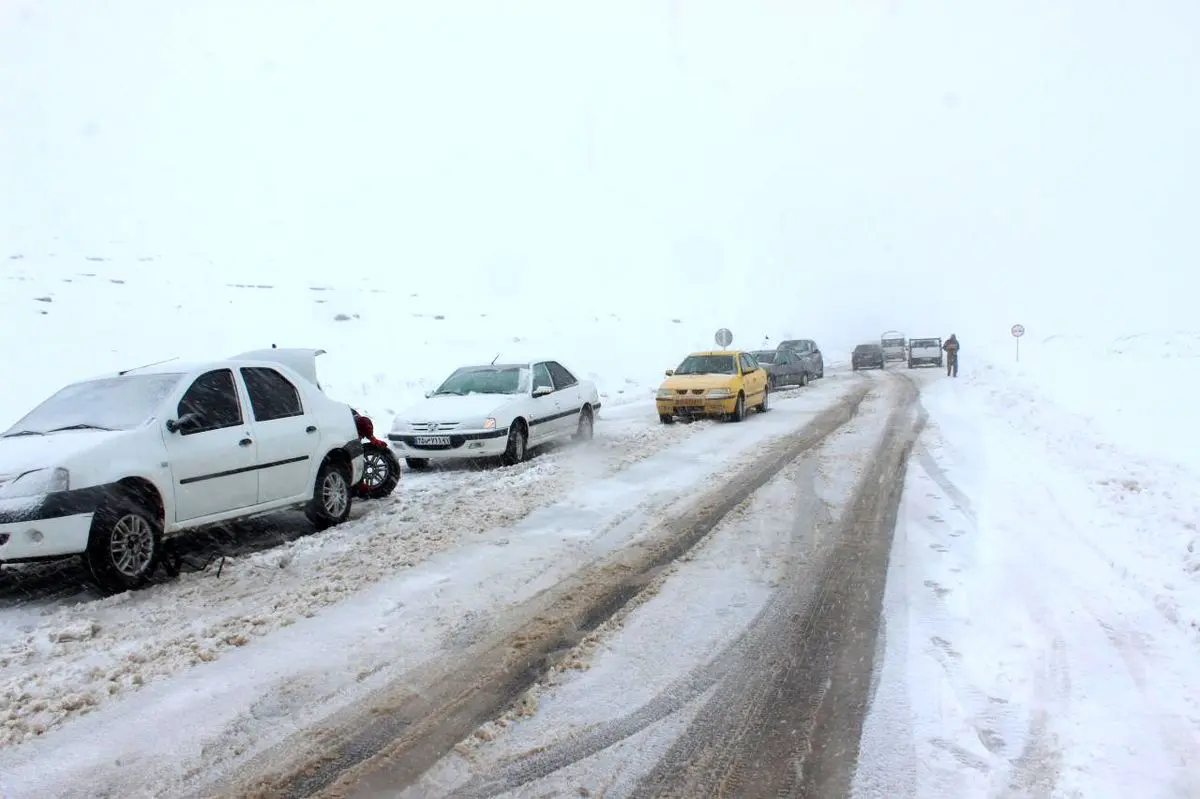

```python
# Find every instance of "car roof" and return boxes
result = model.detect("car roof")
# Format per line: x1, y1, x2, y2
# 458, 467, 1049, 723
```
688, 350, 741, 357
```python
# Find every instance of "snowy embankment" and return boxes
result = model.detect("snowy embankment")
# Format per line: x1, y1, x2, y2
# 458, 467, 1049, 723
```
854, 332, 1200, 799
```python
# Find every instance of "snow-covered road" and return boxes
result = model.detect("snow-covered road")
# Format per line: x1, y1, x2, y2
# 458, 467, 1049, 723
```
0, 372, 866, 799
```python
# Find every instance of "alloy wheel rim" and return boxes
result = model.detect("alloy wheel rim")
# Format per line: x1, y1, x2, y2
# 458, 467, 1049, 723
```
109, 514, 155, 577
322, 471, 348, 516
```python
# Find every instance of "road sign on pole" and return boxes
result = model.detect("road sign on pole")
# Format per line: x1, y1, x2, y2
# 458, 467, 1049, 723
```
714, 328, 733, 348
1011, 324, 1025, 362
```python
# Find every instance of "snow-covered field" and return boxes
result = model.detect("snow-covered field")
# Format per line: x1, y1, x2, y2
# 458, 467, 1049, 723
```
854, 334, 1200, 798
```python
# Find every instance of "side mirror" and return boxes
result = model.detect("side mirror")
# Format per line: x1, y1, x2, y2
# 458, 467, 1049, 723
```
166, 412, 201, 434
664, 369, 674, 377
532, 385, 554, 398
424, 391, 433, 398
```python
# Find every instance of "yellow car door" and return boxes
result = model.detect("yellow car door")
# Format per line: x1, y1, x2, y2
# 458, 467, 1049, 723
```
741, 353, 765, 401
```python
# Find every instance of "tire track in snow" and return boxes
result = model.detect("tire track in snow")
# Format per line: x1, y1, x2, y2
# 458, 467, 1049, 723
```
422, 372, 921, 799
215, 383, 876, 799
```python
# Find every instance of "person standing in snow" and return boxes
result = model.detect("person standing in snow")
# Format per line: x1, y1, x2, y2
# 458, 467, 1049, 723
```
943, 334, 960, 377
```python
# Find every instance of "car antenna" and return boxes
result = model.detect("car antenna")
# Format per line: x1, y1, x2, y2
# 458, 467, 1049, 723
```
119, 356, 179, 376
491, 352, 501, 365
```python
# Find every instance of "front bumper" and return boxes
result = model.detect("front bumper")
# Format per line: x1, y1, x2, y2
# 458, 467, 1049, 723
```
656, 395, 738, 418
0, 510, 93, 562
388, 428, 509, 460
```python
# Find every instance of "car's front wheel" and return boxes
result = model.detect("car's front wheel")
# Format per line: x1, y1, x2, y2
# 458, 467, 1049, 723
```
500, 422, 528, 466
86, 497, 162, 595
799, 372, 809, 387
727, 392, 746, 422
306, 458, 353, 530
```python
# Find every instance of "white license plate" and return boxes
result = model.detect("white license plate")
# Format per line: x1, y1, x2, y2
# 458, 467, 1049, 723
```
414, 435, 451, 446
676, 398, 703, 406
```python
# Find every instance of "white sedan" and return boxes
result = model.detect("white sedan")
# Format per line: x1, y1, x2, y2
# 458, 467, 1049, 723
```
0, 348, 364, 594
388, 360, 601, 468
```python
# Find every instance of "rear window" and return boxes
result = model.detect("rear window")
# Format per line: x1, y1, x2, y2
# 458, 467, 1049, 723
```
881, 338, 905, 347
855, 345, 880, 353
911, 339, 939, 347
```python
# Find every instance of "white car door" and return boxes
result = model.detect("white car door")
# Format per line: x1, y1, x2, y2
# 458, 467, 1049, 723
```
239, 366, 317, 503
162, 368, 259, 522
546, 361, 585, 435
529, 362, 563, 443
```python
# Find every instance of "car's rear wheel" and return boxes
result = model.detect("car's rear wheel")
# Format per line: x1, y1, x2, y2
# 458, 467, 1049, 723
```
86, 497, 162, 595
500, 422, 528, 466
574, 406, 595, 442
767, 375, 777, 391
359, 443, 401, 499
306, 458, 353, 530
756, 383, 770, 413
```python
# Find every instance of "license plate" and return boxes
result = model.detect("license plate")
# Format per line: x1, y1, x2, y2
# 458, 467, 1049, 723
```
414, 435, 451, 446
676, 398, 703, 406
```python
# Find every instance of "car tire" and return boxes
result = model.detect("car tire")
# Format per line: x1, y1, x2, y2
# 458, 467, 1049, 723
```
756, 383, 770, 413
306, 458, 353, 530
659, 414, 674, 424
728, 392, 746, 422
359, 443, 401, 500
767, 375, 777, 391
405, 457, 430, 470
799, 372, 809, 387
574, 406, 595, 442
85, 495, 163, 595
500, 422, 528, 466
817, 366, 824, 379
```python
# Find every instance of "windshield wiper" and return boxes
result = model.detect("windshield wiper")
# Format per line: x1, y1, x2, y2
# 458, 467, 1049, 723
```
2, 430, 44, 437
45, 424, 115, 433
434, 390, 466, 396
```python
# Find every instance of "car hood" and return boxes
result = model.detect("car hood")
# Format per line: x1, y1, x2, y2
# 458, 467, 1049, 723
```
660, 373, 737, 391
397, 393, 514, 423
0, 429, 129, 481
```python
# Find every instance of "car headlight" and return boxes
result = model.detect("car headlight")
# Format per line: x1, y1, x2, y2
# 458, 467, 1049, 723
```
483, 417, 497, 430
656, 389, 674, 399
390, 418, 411, 432
0, 467, 70, 500
706, 388, 732, 398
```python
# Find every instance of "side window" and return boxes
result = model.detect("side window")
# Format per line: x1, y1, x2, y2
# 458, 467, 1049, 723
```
776, 351, 790, 364
532, 362, 554, 392
740, 354, 756, 373
240, 367, 304, 421
177, 369, 242, 434
546, 361, 577, 389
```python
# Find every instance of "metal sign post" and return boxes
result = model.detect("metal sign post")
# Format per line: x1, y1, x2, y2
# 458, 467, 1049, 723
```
1011, 323, 1025, 361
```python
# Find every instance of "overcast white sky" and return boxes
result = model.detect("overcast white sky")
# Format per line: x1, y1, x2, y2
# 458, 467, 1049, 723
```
2, 0, 1197, 345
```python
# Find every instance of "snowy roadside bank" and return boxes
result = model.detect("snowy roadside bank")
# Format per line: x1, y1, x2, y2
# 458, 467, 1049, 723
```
854, 372, 1200, 798
0, 375, 862, 799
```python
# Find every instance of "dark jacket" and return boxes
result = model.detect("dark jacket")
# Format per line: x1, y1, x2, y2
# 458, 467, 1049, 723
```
943, 336, 960, 353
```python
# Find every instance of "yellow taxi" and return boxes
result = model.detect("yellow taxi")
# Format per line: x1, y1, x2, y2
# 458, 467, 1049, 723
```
655, 350, 770, 423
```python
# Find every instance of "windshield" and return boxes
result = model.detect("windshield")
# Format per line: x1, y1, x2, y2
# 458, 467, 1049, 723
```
434, 366, 530, 395
4, 373, 184, 436
778, 340, 804, 350
749, 351, 776, 364
674, 355, 737, 375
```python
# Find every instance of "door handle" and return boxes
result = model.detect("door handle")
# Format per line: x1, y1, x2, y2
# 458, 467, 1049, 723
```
239, 438, 253, 447
306, 425, 317, 433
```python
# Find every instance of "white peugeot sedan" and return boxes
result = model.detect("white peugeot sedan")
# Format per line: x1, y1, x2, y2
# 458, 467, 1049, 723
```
0, 349, 364, 594
388, 360, 601, 468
